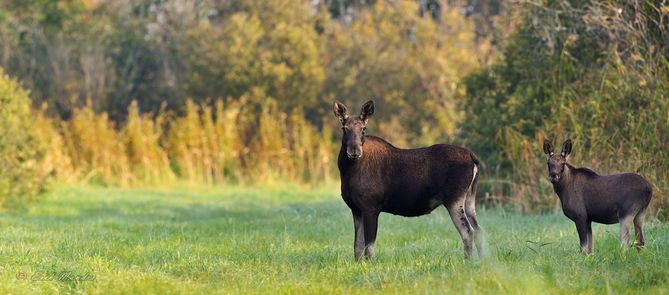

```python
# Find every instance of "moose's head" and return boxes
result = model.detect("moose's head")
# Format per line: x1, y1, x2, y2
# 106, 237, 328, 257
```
543, 139, 572, 183
333, 100, 375, 160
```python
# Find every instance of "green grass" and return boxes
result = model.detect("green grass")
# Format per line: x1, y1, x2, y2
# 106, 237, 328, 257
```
1, 185, 668, 294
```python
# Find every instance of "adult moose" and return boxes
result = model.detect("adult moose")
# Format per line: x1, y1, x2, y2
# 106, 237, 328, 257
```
333, 100, 483, 259
543, 139, 653, 254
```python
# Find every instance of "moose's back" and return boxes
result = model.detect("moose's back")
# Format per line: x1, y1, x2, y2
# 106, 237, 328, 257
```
339, 137, 478, 217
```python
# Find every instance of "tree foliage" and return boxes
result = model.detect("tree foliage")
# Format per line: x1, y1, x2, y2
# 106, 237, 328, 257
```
0, 0, 484, 145
0, 68, 49, 206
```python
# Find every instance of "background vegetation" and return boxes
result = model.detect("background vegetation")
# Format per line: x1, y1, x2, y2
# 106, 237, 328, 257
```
460, 0, 669, 215
0, 0, 489, 189
0, 68, 49, 207
0, 0, 668, 218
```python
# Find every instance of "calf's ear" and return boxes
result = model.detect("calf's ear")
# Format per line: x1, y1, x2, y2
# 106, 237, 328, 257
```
561, 139, 573, 158
543, 139, 554, 156
359, 100, 375, 123
333, 101, 348, 123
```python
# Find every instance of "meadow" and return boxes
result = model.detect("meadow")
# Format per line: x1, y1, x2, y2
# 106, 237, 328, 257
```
1, 1, 667, 293
0, 185, 668, 294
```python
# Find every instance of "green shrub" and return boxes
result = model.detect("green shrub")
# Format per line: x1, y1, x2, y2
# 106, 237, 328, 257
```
0, 68, 49, 207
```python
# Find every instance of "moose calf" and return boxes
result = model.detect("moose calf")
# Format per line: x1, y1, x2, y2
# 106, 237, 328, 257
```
334, 100, 483, 259
543, 139, 652, 253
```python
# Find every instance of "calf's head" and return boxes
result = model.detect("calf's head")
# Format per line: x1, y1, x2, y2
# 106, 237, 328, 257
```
542, 139, 572, 183
333, 100, 375, 160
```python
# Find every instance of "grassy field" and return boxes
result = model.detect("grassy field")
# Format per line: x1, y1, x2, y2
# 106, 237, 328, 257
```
0, 185, 668, 294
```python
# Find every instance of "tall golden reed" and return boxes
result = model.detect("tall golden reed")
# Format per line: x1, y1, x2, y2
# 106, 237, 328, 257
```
37, 98, 336, 187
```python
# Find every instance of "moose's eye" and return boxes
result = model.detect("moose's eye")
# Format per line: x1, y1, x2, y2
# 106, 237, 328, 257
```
363, 127, 367, 132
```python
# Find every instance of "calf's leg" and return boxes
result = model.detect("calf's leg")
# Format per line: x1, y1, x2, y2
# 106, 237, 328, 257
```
575, 220, 592, 254
619, 214, 634, 249
362, 211, 380, 260
446, 200, 474, 258
633, 211, 647, 248
352, 211, 365, 260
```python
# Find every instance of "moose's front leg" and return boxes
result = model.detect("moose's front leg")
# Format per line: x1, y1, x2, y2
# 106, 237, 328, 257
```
585, 222, 593, 253
352, 211, 364, 260
362, 211, 380, 260
575, 220, 592, 254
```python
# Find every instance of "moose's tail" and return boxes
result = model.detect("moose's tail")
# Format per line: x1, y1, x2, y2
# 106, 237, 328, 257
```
468, 152, 480, 198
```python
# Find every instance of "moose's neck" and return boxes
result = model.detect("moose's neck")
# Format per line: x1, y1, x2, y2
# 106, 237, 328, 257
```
337, 144, 355, 171
552, 164, 574, 196
337, 137, 386, 172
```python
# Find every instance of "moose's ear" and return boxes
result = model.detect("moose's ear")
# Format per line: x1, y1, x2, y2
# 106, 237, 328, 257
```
333, 101, 348, 123
543, 139, 554, 156
561, 139, 573, 158
359, 100, 375, 122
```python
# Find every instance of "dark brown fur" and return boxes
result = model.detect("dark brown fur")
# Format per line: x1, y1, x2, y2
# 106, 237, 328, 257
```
543, 139, 653, 253
334, 100, 483, 259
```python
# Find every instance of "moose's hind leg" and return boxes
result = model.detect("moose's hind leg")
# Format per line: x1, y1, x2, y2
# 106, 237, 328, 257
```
633, 210, 647, 248
464, 164, 486, 257
446, 199, 474, 258
465, 190, 485, 257
464, 195, 480, 229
